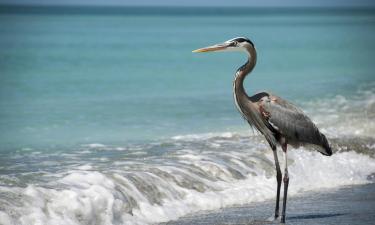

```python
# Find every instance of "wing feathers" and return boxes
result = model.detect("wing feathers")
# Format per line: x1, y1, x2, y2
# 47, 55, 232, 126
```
260, 94, 332, 155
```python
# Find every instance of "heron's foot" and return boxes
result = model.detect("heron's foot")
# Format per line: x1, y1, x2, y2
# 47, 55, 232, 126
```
266, 215, 286, 224
266, 215, 279, 222
280, 215, 286, 224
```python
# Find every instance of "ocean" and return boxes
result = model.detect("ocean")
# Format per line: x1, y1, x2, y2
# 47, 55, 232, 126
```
0, 6, 374, 225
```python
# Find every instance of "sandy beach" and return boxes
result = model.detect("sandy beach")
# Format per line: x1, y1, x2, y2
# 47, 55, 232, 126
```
164, 183, 375, 225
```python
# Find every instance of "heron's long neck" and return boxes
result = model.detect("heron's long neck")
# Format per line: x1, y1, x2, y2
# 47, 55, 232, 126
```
233, 46, 257, 103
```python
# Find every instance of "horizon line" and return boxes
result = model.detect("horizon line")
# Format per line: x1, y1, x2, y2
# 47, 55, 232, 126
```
1, 4, 375, 9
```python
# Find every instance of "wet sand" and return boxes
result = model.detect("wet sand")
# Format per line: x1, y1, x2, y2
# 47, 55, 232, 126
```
164, 183, 375, 225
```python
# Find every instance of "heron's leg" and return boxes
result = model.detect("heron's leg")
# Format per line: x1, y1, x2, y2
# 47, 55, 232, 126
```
281, 143, 289, 224
272, 149, 282, 220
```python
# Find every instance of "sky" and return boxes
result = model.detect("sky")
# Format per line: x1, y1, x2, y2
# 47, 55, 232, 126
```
0, 0, 375, 7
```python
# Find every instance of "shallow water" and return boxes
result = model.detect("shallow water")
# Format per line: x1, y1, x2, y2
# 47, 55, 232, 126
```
0, 6, 375, 225
165, 184, 375, 225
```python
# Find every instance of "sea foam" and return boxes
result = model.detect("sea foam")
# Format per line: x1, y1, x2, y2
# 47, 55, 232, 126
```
1, 145, 374, 225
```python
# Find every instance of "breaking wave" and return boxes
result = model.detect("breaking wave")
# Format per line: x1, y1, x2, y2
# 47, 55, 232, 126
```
0, 136, 374, 225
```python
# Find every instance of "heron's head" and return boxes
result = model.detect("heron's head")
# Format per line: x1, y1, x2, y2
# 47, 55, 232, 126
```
192, 37, 254, 53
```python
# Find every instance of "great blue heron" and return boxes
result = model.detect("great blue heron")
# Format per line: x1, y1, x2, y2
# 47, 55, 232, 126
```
193, 37, 332, 224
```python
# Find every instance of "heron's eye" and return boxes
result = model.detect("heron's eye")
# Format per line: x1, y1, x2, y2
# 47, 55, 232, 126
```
232, 41, 238, 46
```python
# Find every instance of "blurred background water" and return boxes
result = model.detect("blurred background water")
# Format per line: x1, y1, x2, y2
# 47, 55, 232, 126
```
0, 6, 374, 149
0, 6, 374, 225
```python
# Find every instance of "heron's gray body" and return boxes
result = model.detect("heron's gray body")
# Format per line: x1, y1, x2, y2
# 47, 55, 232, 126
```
233, 45, 332, 156
261, 93, 331, 154
193, 36, 332, 223
238, 91, 332, 155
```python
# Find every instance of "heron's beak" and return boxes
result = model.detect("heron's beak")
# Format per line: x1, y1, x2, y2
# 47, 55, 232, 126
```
192, 42, 231, 53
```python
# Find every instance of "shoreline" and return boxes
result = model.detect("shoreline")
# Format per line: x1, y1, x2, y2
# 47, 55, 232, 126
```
164, 183, 375, 225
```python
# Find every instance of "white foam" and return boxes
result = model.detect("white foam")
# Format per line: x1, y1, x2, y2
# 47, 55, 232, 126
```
171, 132, 238, 141
283, 150, 375, 190
0, 211, 13, 225
4, 148, 374, 225
82, 143, 107, 148
76, 164, 93, 170
302, 89, 375, 138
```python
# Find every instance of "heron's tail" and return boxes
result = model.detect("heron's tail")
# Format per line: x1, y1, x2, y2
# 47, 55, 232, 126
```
318, 133, 332, 156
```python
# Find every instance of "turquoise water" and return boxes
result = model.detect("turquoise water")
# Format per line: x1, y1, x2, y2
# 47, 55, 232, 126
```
0, 7, 375, 225
1, 7, 374, 149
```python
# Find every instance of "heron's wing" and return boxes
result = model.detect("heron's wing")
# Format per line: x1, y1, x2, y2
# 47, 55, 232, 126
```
259, 94, 332, 156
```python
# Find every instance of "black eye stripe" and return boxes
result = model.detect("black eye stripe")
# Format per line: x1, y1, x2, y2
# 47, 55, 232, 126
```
233, 37, 254, 47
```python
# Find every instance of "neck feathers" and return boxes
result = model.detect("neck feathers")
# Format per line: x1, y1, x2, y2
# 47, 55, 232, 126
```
233, 46, 257, 99
232, 46, 277, 149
